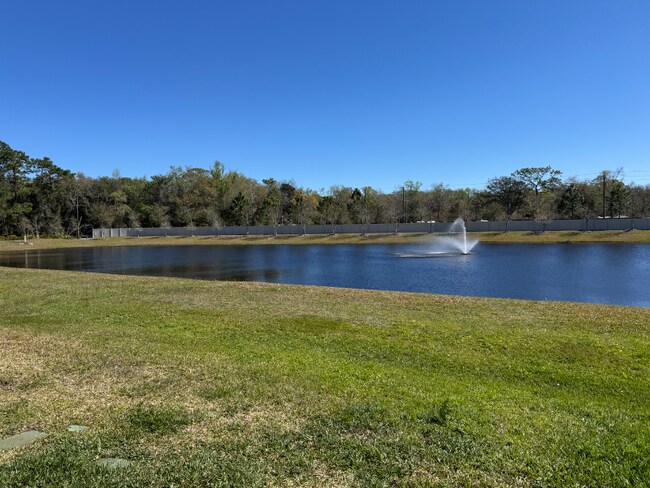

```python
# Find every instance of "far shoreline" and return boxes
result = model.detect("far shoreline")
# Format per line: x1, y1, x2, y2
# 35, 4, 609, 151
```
1, 229, 650, 252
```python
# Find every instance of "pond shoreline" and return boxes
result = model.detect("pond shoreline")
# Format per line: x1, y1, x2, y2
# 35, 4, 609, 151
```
1, 229, 649, 253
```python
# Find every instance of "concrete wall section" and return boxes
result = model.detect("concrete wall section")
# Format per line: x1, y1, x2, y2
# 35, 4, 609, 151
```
92, 218, 650, 238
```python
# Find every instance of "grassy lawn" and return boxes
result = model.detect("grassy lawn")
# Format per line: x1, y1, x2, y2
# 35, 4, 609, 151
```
0, 267, 649, 486
0, 229, 649, 253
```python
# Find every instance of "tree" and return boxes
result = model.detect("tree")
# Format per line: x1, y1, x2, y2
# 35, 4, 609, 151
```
512, 166, 562, 220
608, 180, 630, 218
425, 184, 452, 222
255, 178, 282, 226
403, 180, 424, 222
328, 186, 354, 224
28, 157, 73, 237
468, 190, 496, 221
317, 195, 338, 233
348, 188, 364, 224
360, 186, 379, 229
628, 184, 650, 229
594, 169, 627, 219
279, 182, 296, 224
557, 182, 584, 220
0, 142, 33, 236
290, 189, 318, 231
448, 188, 473, 222
385, 189, 404, 230
225, 192, 251, 226
574, 181, 599, 228
5, 140, 648, 237
65, 173, 93, 237
144, 204, 170, 228
486, 176, 527, 231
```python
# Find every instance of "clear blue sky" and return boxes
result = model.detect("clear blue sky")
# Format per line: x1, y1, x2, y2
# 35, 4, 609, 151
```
2, 0, 649, 191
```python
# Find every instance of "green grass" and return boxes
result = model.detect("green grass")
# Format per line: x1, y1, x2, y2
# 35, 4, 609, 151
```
475, 229, 650, 244
1, 228, 649, 253
1, 267, 649, 486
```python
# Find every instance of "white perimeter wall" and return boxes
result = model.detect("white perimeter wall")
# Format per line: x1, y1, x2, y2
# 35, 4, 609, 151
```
92, 218, 650, 238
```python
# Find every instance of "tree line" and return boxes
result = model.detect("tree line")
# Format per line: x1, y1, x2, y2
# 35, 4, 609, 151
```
1, 140, 649, 237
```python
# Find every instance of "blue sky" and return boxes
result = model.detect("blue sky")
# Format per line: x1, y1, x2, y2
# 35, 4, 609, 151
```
2, 0, 649, 190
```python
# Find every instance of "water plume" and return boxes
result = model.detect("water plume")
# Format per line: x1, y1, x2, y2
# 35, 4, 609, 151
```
397, 217, 478, 257
439, 217, 478, 255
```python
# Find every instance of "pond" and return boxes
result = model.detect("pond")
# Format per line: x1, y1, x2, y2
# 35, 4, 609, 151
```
1, 243, 649, 307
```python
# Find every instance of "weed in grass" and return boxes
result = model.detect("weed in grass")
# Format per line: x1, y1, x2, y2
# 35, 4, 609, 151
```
423, 399, 452, 426
0, 436, 137, 487
333, 402, 388, 434
0, 399, 34, 437
290, 405, 501, 485
124, 404, 191, 435
197, 385, 231, 401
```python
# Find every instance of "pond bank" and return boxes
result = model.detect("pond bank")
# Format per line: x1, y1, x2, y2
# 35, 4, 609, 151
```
1, 229, 649, 252
1, 267, 649, 485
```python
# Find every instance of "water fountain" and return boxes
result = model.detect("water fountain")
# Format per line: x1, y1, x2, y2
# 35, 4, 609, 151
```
440, 217, 478, 255
397, 217, 478, 257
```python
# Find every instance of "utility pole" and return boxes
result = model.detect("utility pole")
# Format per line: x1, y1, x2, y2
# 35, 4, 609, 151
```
602, 173, 606, 219
402, 187, 406, 224
363, 187, 368, 234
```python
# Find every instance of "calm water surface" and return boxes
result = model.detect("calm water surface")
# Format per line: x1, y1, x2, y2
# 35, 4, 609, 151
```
1, 243, 649, 307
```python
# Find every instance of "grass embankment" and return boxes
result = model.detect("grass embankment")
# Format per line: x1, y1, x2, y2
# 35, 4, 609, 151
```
475, 229, 650, 244
0, 229, 649, 253
1, 267, 649, 486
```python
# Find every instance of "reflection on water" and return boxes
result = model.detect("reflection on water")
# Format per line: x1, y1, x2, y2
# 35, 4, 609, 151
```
1, 243, 649, 307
